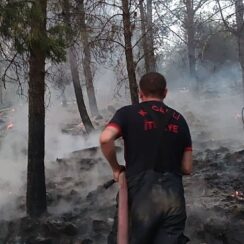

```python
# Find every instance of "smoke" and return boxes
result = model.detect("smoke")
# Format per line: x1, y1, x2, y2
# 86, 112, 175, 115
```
0, 105, 27, 220
45, 103, 99, 161
167, 91, 243, 144
0, 72, 122, 220
164, 62, 244, 151
0, 60, 244, 222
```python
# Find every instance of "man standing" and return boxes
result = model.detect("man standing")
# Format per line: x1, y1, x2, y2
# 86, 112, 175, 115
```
100, 72, 192, 244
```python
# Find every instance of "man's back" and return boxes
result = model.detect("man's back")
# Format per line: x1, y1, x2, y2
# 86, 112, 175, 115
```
108, 101, 192, 177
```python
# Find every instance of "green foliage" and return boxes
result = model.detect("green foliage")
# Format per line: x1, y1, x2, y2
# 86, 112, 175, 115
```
47, 25, 67, 63
0, 0, 66, 63
0, 1, 30, 54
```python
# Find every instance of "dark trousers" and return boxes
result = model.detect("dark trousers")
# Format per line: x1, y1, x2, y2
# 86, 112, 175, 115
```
108, 171, 189, 244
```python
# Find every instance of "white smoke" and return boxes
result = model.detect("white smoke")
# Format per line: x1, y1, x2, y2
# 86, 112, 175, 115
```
0, 62, 244, 220
0, 69, 121, 219
0, 105, 27, 220
163, 62, 244, 151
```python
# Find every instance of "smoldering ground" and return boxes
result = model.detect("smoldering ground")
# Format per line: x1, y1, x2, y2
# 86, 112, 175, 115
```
0, 64, 244, 243
0, 72, 122, 221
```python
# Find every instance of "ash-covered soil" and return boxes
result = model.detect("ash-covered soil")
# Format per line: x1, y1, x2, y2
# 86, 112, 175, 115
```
0, 98, 244, 244
185, 147, 244, 244
0, 145, 243, 244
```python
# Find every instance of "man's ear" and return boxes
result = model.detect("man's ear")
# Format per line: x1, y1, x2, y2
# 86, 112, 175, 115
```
162, 88, 168, 99
139, 89, 144, 99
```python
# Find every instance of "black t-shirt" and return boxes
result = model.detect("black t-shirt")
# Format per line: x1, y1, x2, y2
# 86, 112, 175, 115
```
107, 101, 192, 177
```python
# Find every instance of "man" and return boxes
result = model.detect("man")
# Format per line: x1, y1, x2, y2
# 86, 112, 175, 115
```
100, 72, 192, 244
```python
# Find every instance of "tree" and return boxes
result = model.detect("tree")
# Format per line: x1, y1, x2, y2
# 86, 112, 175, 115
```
78, 0, 140, 103
179, 0, 210, 87
121, 0, 139, 104
62, 0, 94, 133
199, 23, 238, 66
235, 0, 244, 93
139, 0, 157, 72
155, 0, 210, 89
79, 0, 99, 116
27, 0, 48, 217
217, 0, 244, 94
0, 82, 2, 105
184, 0, 197, 80
68, 47, 94, 133
0, 0, 66, 217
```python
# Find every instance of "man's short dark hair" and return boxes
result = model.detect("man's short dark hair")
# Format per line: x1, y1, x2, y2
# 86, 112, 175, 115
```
139, 72, 167, 98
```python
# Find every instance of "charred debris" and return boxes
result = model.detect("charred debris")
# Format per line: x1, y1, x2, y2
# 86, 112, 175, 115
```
0, 104, 244, 244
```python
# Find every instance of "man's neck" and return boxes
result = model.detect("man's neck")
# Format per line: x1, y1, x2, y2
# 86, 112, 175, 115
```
141, 97, 163, 102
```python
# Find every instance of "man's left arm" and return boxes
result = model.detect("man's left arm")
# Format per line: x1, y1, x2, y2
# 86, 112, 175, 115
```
181, 150, 192, 175
99, 126, 124, 181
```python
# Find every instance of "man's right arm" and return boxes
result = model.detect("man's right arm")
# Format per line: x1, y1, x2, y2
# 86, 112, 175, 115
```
181, 150, 192, 175
180, 116, 192, 175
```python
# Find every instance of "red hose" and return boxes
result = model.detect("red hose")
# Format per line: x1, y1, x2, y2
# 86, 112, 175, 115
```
117, 172, 129, 244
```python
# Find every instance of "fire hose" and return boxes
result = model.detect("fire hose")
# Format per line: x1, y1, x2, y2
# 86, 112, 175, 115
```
104, 172, 129, 244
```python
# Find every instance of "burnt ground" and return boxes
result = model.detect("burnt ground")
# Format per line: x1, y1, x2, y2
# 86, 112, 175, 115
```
0, 102, 244, 244
185, 147, 244, 244
0, 145, 243, 244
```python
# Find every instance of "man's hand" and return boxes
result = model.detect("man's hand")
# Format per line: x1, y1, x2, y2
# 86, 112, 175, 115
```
113, 165, 126, 182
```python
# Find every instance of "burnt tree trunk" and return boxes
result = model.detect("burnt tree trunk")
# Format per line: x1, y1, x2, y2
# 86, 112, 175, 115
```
139, 0, 156, 73
239, 36, 244, 97
146, 0, 156, 71
62, 0, 94, 133
240, 37, 244, 95
0, 82, 3, 104
27, 0, 47, 218
235, 0, 244, 95
79, 0, 99, 116
68, 47, 94, 134
184, 0, 197, 83
121, 0, 139, 104
139, 0, 151, 73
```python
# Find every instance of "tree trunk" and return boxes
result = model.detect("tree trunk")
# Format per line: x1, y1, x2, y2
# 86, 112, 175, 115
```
146, 0, 156, 71
79, 0, 99, 116
239, 36, 244, 96
0, 82, 3, 104
139, 0, 151, 73
121, 0, 139, 104
68, 47, 94, 134
184, 0, 197, 82
139, 0, 156, 73
235, 0, 244, 96
62, 0, 94, 133
27, 0, 47, 218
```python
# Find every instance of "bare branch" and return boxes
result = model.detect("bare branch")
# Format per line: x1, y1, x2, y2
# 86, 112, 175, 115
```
155, 0, 185, 26
154, 4, 186, 43
89, 37, 125, 49
1, 53, 18, 88
216, 0, 236, 35
92, 13, 122, 41
194, 0, 209, 14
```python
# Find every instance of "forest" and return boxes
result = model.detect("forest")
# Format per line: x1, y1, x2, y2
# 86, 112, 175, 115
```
0, 0, 244, 243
